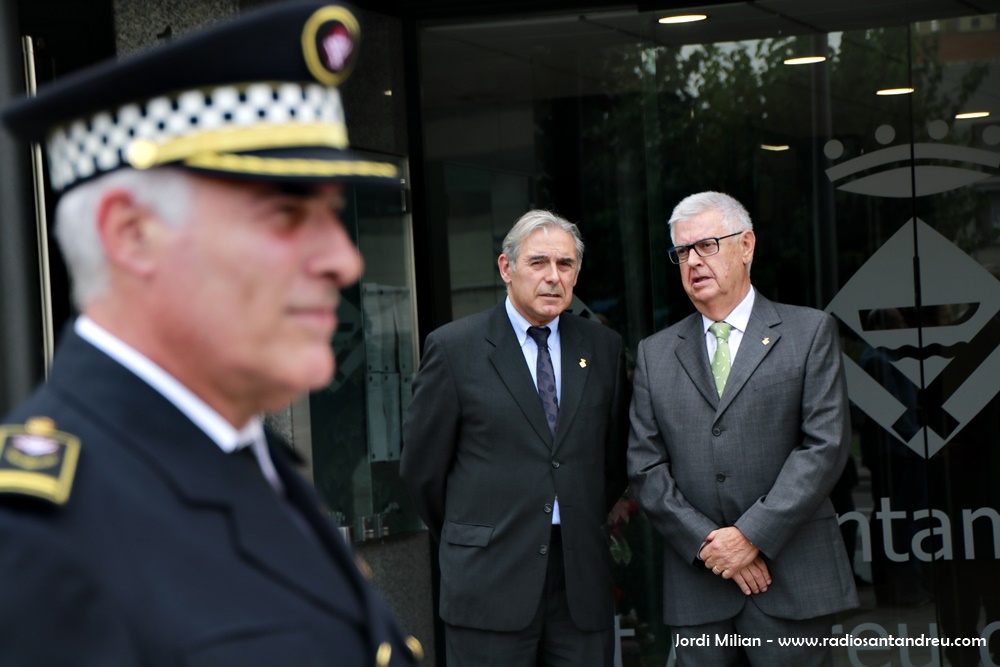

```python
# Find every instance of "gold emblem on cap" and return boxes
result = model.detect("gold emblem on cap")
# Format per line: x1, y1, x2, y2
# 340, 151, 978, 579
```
301, 6, 361, 86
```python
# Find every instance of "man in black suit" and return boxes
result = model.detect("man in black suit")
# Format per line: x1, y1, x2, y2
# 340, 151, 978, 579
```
0, 4, 419, 665
401, 210, 629, 667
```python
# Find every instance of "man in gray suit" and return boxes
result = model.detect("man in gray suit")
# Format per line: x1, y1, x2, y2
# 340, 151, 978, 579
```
402, 210, 629, 667
627, 192, 858, 666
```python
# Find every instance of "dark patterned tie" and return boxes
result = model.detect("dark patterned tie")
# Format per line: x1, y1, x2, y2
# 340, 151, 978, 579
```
527, 326, 559, 438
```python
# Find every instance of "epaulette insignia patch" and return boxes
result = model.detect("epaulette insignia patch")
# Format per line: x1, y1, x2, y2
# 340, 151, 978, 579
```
0, 417, 81, 505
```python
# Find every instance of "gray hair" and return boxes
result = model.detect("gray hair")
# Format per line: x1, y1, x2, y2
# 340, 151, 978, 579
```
55, 168, 194, 309
501, 209, 584, 272
668, 191, 753, 245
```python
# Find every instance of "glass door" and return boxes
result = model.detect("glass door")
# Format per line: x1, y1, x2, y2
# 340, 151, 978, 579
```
418, 5, 1000, 665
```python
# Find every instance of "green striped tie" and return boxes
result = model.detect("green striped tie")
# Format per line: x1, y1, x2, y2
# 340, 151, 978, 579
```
710, 321, 733, 397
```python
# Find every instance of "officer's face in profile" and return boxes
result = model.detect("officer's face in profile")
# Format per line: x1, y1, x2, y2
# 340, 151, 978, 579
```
148, 176, 362, 421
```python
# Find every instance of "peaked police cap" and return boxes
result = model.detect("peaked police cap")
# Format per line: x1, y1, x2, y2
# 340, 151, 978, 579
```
1, 2, 398, 192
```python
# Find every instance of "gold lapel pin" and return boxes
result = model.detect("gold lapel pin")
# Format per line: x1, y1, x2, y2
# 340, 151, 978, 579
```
762, 337, 770, 346
579, 358, 587, 368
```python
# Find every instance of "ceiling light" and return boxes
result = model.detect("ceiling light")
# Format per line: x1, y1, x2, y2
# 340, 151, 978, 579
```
783, 56, 826, 66
658, 14, 707, 24
955, 111, 989, 119
876, 87, 915, 96
383, 90, 393, 96
761, 144, 790, 152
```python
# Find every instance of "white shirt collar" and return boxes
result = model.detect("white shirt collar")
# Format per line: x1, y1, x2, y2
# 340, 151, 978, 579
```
74, 316, 264, 454
505, 296, 561, 346
701, 287, 755, 335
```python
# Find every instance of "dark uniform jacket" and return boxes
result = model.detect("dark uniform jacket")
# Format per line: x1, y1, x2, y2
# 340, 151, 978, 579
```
0, 328, 420, 666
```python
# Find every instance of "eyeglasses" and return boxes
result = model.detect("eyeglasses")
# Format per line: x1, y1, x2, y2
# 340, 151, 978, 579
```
667, 231, 744, 265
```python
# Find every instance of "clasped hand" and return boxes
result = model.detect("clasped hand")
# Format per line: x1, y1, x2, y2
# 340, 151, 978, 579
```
699, 527, 772, 595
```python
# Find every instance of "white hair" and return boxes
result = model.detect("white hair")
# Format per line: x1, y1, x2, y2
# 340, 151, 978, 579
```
501, 209, 584, 272
668, 191, 754, 274
55, 168, 194, 309
667, 191, 753, 245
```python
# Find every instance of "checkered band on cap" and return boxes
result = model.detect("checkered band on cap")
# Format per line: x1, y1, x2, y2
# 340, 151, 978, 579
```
45, 82, 348, 191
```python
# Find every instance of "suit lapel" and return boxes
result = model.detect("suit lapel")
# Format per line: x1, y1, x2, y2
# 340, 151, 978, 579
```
717, 293, 782, 415
486, 305, 552, 446
674, 314, 719, 408
48, 330, 359, 621
219, 449, 359, 620
228, 496, 360, 620
553, 315, 590, 454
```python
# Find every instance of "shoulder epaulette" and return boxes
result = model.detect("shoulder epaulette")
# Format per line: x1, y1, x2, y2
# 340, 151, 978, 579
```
0, 417, 80, 505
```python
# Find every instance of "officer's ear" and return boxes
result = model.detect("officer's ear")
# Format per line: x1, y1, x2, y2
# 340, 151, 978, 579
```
740, 230, 756, 268
95, 188, 167, 279
498, 253, 514, 285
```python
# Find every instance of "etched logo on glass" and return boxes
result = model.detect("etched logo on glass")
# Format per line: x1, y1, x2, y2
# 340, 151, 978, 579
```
825, 121, 1000, 458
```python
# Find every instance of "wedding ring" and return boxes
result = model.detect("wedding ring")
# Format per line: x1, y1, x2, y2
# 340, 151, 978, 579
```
713, 566, 721, 574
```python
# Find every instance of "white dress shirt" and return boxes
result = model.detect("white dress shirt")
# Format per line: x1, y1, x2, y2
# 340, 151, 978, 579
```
701, 287, 756, 366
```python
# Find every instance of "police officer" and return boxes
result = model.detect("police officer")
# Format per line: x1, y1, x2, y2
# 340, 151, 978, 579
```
0, 3, 420, 665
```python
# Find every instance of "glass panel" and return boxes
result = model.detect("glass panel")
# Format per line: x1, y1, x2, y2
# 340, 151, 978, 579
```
910, 17, 1000, 667
419, 5, 1000, 664
307, 155, 425, 541
442, 164, 528, 319
826, 17, 1000, 667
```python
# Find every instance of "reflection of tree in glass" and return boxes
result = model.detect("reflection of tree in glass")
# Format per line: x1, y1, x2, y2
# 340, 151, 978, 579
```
545, 22, 994, 313
830, 25, 994, 255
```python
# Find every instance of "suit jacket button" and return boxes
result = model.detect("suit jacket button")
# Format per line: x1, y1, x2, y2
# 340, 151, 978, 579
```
551, 460, 560, 468
544, 503, 552, 513
716, 473, 726, 482
539, 545, 549, 555
406, 636, 424, 661
376, 642, 392, 667
712, 427, 722, 436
